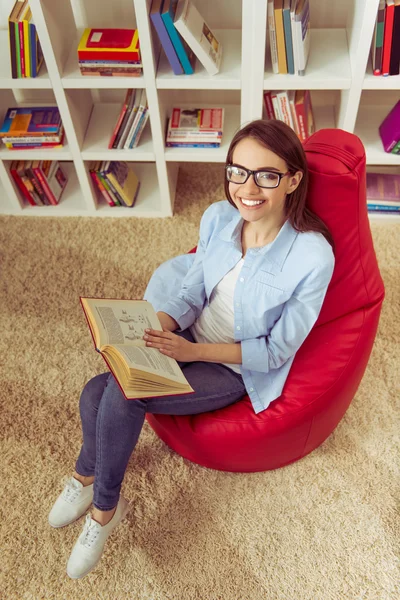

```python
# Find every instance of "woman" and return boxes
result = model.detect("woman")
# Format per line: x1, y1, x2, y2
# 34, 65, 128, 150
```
48, 119, 335, 579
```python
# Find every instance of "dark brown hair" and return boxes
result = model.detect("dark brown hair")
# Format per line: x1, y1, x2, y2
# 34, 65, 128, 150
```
224, 119, 334, 249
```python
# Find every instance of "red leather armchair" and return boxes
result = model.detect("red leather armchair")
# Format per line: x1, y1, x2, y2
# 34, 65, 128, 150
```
146, 129, 385, 472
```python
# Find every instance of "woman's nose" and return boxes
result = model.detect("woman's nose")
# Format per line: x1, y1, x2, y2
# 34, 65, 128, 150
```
240, 173, 260, 194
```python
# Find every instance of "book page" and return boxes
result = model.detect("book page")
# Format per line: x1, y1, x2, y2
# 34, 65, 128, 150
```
82, 297, 161, 348
114, 344, 188, 384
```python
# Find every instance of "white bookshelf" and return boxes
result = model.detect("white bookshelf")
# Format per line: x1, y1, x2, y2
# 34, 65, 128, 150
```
0, 0, 398, 222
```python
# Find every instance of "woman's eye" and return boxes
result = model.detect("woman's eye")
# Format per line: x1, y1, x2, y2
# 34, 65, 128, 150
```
260, 172, 278, 181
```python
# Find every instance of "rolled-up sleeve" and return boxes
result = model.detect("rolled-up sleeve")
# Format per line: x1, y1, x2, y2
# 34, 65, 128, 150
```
160, 214, 210, 331
241, 258, 335, 373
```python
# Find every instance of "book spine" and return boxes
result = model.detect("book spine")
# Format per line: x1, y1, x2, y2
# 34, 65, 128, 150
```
295, 93, 307, 142
389, 3, 400, 75
30, 23, 37, 77
271, 92, 282, 119
77, 49, 140, 61
125, 106, 144, 149
382, 2, 395, 76
166, 142, 221, 147
274, 3, 287, 74
288, 90, 300, 134
150, 7, 184, 75
367, 203, 400, 211
23, 17, 30, 77
21, 174, 43, 205
373, 4, 386, 75
161, 5, 194, 75
18, 21, 25, 77
267, 0, 279, 74
295, 0, 311, 75
390, 139, 400, 153
108, 100, 129, 149
10, 162, 36, 206
15, 22, 21, 78
26, 164, 50, 205
33, 163, 59, 205
283, 5, 294, 74
277, 91, 294, 128
106, 170, 131, 205
113, 92, 133, 149
99, 168, 125, 205
130, 110, 149, 149
8, 18, 18, 79
90, 169, 115, 207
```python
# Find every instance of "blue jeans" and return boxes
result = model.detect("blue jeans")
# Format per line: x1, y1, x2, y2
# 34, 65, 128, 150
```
75, 329, 246, 510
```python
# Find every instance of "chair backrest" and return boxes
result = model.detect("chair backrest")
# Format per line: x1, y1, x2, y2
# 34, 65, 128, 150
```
304, 129, 385, 326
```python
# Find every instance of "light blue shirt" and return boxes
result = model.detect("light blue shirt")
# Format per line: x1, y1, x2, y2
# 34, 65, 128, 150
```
144, 201, 335, 414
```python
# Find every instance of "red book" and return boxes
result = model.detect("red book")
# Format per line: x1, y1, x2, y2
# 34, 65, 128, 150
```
10, 161, 36, 206
89, 167, 115, 207
18, 21, 25, 77
382, 1, 395, 76
77, 28, 140, 62
33, 162, 58, 205
108, 90, 133, 149
263, 91, 275, 120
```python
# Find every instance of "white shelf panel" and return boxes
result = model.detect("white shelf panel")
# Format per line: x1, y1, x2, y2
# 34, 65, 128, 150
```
17, 162, 91, 216
0, 139, 72, 160
0, 169, 19, 214
0, 30, 51, 89
62, 36, 145, 89
94, 163, 163, 217
81, 103, 154, 161
363, 56, 400, 90
156, 29, 241, 90
355, 105, 400, 165
368, 212, 400, 223
164, 104, 240, 163
264, 29, 351, 90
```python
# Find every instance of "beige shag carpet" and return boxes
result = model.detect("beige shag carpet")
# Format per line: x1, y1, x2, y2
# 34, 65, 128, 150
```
0, 164, 399, 600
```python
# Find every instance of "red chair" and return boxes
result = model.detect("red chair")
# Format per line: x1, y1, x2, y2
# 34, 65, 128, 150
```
146, 129, 385, 472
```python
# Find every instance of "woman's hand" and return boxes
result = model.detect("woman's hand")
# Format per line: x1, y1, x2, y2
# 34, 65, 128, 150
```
143, 329, 199, 362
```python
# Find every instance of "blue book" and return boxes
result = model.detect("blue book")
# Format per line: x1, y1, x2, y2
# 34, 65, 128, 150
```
161, 0, 195, 74
150, 0, 184, 75
367, 203, 400, 212
283, 0, 294, 74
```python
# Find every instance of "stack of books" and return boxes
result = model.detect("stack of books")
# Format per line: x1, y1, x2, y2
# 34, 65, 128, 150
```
263, 89, 314, 142
366, 172, 400, 214
150, 0, 222, 76
379, 100, 400, 153
267, 0, 310, 76
0, 106, 64, 150
108, 89, 149, 149
10, 160, 68, 206
371, 0, 400, 77
8, 1, 44, 78
77, 28, 142, 77
165, 108, 224, 148
89, 161, 141, 207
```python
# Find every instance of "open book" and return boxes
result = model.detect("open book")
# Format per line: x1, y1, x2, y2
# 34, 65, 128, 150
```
80, 297, 194, 399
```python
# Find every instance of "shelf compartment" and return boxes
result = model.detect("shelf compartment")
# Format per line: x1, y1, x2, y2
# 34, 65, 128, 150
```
81, 102, 154, 161
0, 30, 51, 89
264, 29, 351, 90
156, 29, 241, 90
4, 161, 88, 215
89, 162, 163, 217
355, 102, 400, 166
164, 104, 240, 163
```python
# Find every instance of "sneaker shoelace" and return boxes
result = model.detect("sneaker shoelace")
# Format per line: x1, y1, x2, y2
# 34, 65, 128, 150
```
80, 514, 101, 548
61, 478, 81, 503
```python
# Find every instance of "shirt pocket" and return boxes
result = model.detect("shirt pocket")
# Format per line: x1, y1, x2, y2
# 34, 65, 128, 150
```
256, 269, 286, 294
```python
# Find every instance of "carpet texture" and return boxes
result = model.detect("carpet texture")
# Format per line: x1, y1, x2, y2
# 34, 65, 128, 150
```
0, 164, 399, 600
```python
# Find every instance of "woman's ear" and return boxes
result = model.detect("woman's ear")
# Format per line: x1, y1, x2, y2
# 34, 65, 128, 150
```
287, 171, 303, 194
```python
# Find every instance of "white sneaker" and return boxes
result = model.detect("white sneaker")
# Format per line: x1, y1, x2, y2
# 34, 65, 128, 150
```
48, 477, 94, 528
66, 495, 130, 580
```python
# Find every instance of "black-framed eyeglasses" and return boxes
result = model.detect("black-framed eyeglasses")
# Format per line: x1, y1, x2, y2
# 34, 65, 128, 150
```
226, 164, 290, 189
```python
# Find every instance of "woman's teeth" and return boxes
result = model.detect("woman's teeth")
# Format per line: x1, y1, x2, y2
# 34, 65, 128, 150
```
240, 198, 265, 206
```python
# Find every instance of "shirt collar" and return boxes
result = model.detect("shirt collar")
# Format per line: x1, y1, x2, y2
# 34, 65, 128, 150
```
218, 210, 298, 272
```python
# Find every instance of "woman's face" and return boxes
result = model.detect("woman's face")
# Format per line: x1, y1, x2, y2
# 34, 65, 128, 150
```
228, 137, 302, 228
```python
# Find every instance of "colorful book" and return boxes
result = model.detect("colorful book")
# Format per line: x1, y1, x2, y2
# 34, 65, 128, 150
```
366, 173, 400, 205
283, 0, 294, 74
168, 107, 224, 132
263, 91, 275, 120
161, 0, 195, 74
389, 0, 400, 75
274, 0, 287, 74
20, 2, 31, 78
8, 1, 24, 78
150, 0, 184, 75
378, 100, 400, 152
174, 0, 223, 76
77, 29, 140, 62
104, 162, 141, 207
382, 0, 395, 76
372, 1, 387, 75
0, 107, 62, 137
294, 0, 310, 76
10, 160, 36, 206
294, 89, 314, 141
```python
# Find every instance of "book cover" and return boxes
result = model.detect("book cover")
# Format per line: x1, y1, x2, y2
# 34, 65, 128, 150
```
389, 1, 400, 75
150, 0, 184, 75
288, 89, 300, 134
366, 172, 400, 204
161, 0, 195, 74
89, 162, 115, 206
267, 0, 279, 74
382, 0, 395, 76
174, 0, 223, 76
22, 5, 31, 78
283, 0, 294, 74
372, 0, 387, 75
8, 1, 25, 78
294, 89, 311, 141
123, 91, 143, 149
129, 108, 150, 149
10, 160, 36, 206
274, 0, 287, 74
378, 100, 400, 152
277, 91, 294, 128
80, 297, 194, 400
77, 28, 140, 61
32, 161, 58, 205
294, 0, 310, 76
46, 161, 68, 203
0, 107, 61, 136
263, 91, 275, 120
105, 162, 140, 207
169, 107, 224, 131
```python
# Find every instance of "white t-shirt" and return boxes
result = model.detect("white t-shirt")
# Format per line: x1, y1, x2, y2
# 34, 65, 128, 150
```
189, 258, 245, 374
